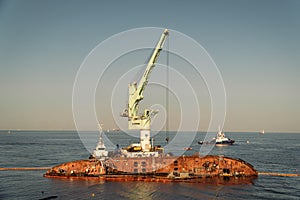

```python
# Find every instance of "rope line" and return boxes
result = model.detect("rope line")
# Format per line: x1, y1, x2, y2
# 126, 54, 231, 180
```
165, 35, 170, 143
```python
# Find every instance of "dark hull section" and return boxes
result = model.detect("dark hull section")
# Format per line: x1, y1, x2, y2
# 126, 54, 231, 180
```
198, 140, 235, 145
216, 140, 235, 145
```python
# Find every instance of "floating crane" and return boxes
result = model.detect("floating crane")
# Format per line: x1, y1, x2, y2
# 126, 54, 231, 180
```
45, 28, 259, 181
121, 29, 169, 152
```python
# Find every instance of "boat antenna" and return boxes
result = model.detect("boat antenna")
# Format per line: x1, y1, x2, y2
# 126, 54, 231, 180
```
98, 123, 104, 144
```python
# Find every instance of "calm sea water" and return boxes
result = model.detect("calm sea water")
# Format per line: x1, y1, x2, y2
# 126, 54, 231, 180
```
0, 131, 299, 200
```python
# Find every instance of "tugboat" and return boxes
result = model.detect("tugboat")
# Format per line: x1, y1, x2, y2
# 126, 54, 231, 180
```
89, 124, 108, 161
198, 126, 235, 146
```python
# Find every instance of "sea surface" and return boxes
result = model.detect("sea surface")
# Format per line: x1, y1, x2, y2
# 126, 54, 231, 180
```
0, 131, 299, 200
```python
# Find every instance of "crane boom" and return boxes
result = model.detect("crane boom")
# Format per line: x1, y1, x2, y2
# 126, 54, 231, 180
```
136, 29, 169, 101
122, 29, 169, 130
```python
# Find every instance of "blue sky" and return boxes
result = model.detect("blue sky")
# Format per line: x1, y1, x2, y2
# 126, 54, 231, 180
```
0, 0, 299, 132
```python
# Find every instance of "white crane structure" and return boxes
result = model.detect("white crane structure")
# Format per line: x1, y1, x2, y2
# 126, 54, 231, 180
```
121, 29, 169, 152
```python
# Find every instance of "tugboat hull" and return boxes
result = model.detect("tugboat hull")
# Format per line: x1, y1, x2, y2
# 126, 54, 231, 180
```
198, 140, 235, 145
215, 139, 235, 146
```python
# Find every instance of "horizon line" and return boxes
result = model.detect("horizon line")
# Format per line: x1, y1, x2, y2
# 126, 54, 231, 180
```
1, 129, 300, 133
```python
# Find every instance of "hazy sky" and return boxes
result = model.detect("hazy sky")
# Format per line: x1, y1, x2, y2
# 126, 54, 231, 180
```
0, 0, 299, 132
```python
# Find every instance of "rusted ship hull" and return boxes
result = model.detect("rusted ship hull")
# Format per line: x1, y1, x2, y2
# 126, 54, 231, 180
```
44, 173, 256, 185
44, 155, 257, 183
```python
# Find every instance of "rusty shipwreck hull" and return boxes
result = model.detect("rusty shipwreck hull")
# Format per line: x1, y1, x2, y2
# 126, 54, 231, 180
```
44, 155, 257, 183
44, 173, 257, 185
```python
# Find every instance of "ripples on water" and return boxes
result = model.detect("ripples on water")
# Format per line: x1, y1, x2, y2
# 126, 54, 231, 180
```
0, 131, 299, 199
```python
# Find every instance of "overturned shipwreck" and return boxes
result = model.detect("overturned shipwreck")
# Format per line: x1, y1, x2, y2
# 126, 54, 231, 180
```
44, 153, 257, 183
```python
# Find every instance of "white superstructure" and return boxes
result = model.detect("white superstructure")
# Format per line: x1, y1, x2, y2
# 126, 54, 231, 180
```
92, 124, 108, 160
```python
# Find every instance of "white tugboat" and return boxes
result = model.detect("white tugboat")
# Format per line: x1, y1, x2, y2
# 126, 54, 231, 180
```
89, 124, 108, 160
214, 127, 235, 146
198, 126, 235, 146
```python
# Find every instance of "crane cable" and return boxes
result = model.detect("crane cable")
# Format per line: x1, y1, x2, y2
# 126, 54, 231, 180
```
165, 35, 170, 144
